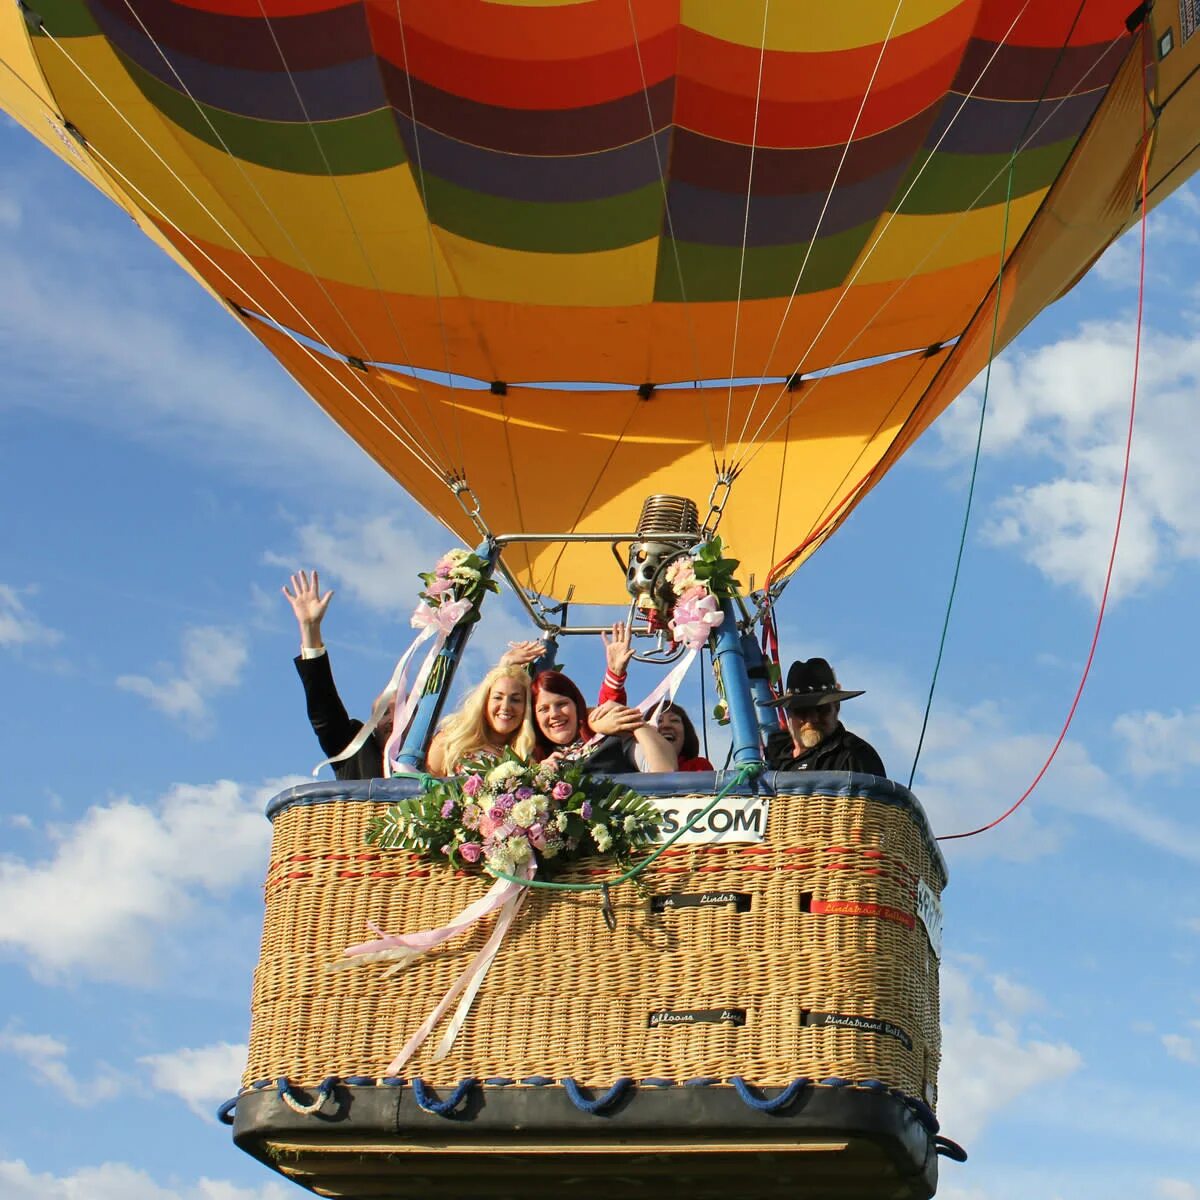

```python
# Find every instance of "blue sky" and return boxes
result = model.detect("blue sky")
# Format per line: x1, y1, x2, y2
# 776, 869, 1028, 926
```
2, 110, 1199, 1200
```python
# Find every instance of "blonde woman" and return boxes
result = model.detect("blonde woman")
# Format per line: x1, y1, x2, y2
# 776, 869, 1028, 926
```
425, 664, 537, 776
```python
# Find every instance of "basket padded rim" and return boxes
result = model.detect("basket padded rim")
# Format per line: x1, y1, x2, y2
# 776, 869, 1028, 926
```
266, 770, 948, 882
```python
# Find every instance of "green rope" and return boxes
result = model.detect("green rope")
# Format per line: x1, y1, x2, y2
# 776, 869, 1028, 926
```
484, 760, 765, 893
907, 156, 1018, 791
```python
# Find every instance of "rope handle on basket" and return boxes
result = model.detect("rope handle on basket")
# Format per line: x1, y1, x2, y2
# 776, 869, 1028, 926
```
935, 1135, 968, 1162
730, 1075, 812, 1113
562, 1076, 633, 1114
278, 1076, 339, 1116
412, 1077, 477, 1116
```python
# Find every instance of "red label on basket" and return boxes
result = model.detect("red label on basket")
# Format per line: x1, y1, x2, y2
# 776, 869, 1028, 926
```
648, 1008, 747, 1029
809, 898, 915, 928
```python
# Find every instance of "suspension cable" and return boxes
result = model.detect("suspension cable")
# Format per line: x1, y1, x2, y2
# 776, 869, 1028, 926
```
938, 93, 1150, 842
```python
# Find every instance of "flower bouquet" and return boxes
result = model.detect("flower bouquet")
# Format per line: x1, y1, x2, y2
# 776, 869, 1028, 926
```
412, 547, 499, 634
659, 537, 743, 651
366, 749, 663, 875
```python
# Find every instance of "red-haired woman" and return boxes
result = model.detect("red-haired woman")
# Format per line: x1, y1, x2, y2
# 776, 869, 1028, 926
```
531, 670, 675, 773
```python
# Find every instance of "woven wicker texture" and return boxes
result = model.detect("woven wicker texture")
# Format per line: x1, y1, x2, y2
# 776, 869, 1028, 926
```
245, 790, 944, 1100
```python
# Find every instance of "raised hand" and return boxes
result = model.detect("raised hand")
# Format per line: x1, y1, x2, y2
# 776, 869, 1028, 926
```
283, 570, 333, 649
498, 639, 545, 668
601, 621, 634, 676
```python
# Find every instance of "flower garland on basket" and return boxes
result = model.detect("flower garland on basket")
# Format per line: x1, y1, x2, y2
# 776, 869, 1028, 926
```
333, 751, 662, 1071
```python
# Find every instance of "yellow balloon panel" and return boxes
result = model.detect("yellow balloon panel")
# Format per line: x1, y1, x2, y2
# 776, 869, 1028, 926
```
243, 316, 948, 602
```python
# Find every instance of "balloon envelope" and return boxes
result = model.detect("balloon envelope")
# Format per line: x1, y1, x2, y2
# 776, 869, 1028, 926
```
3, 0, 1197, 598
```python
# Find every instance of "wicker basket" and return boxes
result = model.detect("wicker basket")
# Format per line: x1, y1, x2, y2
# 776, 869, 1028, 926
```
245, 773, 946, 1104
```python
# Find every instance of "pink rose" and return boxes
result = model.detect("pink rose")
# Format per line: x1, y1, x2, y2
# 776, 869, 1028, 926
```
463, 774, 484, 798
551, 781, 573, 801
488, 805, 507, 823
459, 841, 482, 863
425, 577, 455, 597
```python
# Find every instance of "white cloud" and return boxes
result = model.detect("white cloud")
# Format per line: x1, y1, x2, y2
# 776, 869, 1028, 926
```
937, 959, 1082, 1144
0, 203, 392, 500
266, 514, 444, 616
0, 777, 292, 983
934, 318, 1200, 602
1157, 1181, 1200, 1200
0, 1028, 124, 1106
140, 1040, 247, 1122
0, 583, 61, 649
117, 625, 248, 732
1161, 1034, 1196, 1064
0, 1160, 289, 1200
1114, 707, 1200, 777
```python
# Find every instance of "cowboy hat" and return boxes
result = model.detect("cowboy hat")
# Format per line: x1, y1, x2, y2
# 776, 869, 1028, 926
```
764, 658, 864, 709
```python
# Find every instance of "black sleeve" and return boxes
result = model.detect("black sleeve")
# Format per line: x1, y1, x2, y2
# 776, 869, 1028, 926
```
293, 653, 366, 761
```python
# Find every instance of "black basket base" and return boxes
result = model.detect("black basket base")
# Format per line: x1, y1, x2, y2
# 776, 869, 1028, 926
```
233, 1083, 939, 1199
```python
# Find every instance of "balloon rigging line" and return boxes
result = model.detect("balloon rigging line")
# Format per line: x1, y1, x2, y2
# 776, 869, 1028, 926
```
730, 0, 906, 453
761, 7, 1111, 590
762, 347, 935, 591
907, 159, 1019, 790
537, 395, 650, 591
783, 348, 936, 574
937, 87, 1151, 844
733, 0, 1038, 459
99, 0, 454, 475
720, 0, 773, 459
623, 0, 717, 473
907, 0, 1089, 790
38, 24, 447, 481
84, 142, 449, 483
733, 23, 1127, 479
393, 1, 471, 478
250, 0, 463, 474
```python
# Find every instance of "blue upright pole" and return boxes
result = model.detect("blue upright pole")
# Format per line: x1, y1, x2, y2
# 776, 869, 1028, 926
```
739, 628, 779, 746
710, 597, 765, 766
393, 538, 499, 772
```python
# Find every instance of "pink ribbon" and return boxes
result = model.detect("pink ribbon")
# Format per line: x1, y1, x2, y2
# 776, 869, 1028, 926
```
339, 863, 535, 1072
311, 623, 439, 776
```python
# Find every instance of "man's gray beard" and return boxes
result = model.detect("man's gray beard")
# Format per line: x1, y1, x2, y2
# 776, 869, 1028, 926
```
797, 727, 824, 749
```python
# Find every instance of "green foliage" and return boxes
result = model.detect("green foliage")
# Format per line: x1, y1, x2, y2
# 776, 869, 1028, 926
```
366, 747, 662, 876
692, 537, 742, 598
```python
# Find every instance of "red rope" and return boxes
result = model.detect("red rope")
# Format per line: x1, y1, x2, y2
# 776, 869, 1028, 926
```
939, 113, 1151, 842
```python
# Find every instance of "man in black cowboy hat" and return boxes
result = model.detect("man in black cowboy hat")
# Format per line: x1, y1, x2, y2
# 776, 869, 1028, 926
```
764, 658, 885, 776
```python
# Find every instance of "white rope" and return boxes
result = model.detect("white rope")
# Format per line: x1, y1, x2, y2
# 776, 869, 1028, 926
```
111, 0, 455, 471
624, 0, 716, 467
392, 0, 471, 475
720, 0, 773, 458
733, 0, 1038, 460
86, 142, 450, 481
734, 24, 1128, 475
730, 0, 906, 452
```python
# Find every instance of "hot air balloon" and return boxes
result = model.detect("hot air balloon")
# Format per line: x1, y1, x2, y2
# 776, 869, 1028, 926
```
4, 0, 1197, 1196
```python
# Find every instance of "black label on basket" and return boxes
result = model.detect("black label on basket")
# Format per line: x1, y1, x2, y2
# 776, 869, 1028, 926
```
801, 1011, 912, 1050
650, 891, 752, 914
648, 1008, 747, 1029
